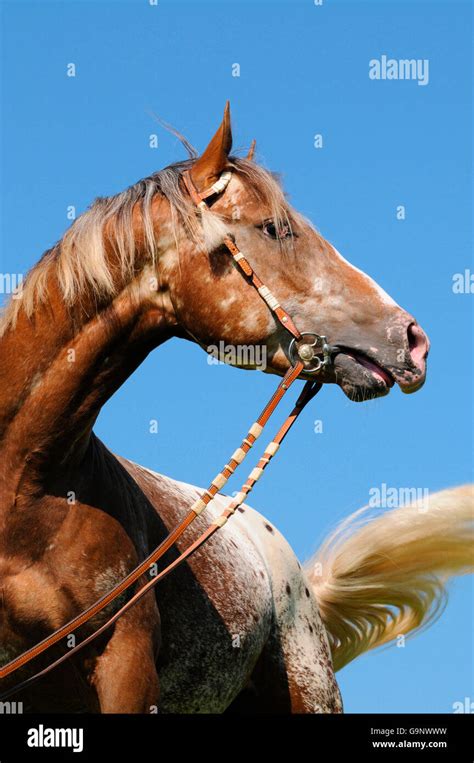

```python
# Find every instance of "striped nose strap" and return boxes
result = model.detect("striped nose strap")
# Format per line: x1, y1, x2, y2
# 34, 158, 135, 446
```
182, 169, 304, 342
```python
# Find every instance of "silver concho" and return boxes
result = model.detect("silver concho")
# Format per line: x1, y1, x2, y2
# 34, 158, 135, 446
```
288, 332, 333, 373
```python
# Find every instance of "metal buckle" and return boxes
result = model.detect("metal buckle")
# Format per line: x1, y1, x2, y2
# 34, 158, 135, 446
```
288, 332, 333, 373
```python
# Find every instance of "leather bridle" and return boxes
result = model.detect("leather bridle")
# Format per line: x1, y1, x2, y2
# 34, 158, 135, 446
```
0, 168, 336, 700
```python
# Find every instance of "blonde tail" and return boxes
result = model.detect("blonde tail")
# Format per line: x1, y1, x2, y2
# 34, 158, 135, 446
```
305, 485, 474, 672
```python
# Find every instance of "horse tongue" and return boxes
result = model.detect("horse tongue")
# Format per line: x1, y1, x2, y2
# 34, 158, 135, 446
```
333, 351, 393, 387
356, 355, 394, 386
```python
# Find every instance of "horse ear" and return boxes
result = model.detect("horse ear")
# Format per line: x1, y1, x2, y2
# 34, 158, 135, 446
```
247, 139, 256, 161
190, 101, 232, 192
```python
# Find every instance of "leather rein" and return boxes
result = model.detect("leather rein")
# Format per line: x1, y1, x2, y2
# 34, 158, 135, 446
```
0, 168, 336, 700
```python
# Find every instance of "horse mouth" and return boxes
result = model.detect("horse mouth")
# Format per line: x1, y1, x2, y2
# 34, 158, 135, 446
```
332, 349, 395, 401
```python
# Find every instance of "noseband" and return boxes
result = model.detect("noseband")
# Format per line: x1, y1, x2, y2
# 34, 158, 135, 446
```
0, 169, 335, 699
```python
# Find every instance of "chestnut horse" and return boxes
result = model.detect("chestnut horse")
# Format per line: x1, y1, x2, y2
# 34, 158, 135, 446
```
0, 104, 472, 713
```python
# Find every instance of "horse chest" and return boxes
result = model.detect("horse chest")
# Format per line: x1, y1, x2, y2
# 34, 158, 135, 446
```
0, 558, 71, 664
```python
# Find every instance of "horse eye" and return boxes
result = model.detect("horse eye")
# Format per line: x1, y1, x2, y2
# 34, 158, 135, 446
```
262, 220, 292, 240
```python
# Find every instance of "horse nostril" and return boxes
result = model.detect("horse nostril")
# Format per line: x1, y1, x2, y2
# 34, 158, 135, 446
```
407, 323, 429, 369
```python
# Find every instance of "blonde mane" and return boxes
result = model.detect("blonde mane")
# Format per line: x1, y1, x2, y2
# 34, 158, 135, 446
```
0, 157, 292, 337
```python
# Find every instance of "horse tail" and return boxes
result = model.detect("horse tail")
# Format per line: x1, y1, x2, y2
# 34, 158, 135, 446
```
304, 485, 473, 672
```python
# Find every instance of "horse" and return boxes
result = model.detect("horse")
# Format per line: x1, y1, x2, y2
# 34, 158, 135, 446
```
0, 103, 471, 713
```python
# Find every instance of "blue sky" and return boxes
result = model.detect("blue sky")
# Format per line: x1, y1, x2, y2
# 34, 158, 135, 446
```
1, 0, 472, 713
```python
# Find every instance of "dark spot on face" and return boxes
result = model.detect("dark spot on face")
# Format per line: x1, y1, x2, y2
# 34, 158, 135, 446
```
209, 246, 234, 276
285, 583, 291, 595
264, 523, 274, 533
237, 507, 245, 513
305, 587, 310, 598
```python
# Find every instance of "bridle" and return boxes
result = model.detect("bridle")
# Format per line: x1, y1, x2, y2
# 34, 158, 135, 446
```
0, 168, 337, 700
182, 169, 336, 374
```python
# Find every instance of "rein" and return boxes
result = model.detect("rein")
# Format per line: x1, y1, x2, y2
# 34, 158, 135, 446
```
0, 168, 335, 700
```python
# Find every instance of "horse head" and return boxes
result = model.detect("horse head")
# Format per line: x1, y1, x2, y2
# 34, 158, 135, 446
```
166, 104, 429, 402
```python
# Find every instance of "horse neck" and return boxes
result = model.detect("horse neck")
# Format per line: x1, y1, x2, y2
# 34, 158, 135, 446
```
0, 206, 177, 503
